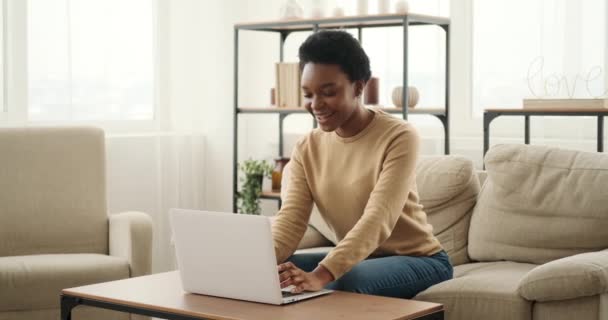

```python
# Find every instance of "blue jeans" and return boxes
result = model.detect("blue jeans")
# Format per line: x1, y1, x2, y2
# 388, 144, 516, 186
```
287, 250, 453, 299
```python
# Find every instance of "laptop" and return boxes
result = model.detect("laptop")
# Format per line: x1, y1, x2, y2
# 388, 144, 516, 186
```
169, 208, 333, 305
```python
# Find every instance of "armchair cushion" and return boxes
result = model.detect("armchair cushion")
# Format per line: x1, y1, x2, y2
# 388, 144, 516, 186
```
109, 211, 154, 277
0, 127, 108, 257
0, 254, 129, 311
518, 249, 608, 302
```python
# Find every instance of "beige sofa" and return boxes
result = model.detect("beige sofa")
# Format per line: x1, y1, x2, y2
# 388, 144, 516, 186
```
291, 144, 608, 320
0, 127, 154, 320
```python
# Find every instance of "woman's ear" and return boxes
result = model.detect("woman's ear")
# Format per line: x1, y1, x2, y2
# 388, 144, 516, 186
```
354, 80, 365, 98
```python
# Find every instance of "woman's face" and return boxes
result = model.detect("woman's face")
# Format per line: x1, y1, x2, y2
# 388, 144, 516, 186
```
301, 63, 364, 132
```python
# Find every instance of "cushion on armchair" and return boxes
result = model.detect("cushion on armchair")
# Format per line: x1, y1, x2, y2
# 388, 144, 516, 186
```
517, 249, 608, 302
0, 254, 129, 311
0, 127, 108, 257
469, 144, 608, 264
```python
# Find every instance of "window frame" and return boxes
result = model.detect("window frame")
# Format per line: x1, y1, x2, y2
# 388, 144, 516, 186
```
1, 0, 164, 133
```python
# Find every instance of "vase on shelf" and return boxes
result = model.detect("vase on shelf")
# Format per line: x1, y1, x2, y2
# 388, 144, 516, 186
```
391, 86, 419, 109
279, 0, 304, 20
394, 0, 409, 14
308, 0, 325, 18
364, 77, 380, 105
378, 0, 390, 14
271, 157, 290, 191
357, 0, 368, 16
332, 6, 345, 17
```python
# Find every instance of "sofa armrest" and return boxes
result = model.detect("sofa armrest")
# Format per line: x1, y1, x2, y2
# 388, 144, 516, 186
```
518, 249, 608, 302
109, 211, 153, 277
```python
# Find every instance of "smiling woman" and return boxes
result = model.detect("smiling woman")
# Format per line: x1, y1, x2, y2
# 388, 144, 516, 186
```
272, 30, 453, 299
299, 30, 373, 137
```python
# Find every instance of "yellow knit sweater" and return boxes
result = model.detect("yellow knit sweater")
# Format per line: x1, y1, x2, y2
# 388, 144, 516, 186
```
272, 108, 442, 279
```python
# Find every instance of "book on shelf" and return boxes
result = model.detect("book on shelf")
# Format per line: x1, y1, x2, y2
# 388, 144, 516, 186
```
275, 62, 302, 108
523, 98, 608, 109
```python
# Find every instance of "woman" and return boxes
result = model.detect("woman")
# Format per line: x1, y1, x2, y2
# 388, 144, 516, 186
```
272, 30, 452, 299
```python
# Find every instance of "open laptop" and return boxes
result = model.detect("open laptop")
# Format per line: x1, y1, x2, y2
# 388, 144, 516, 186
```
169, 208, 333, 305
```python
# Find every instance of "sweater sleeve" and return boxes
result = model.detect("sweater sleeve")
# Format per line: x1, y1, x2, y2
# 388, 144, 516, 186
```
271, 145, 314, 264
319, 127, 420, 279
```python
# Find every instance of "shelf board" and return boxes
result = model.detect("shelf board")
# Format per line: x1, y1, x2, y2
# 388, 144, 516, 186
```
260, 191, 281, 200
238, 106, 446, 116
239, 107, 308, 114
485, 107, 608, 113
235, 13, 450, 32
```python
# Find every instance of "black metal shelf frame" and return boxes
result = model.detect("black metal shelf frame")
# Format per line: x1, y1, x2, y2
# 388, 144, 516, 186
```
233, 14, 451, 212
483, 110, 607, 156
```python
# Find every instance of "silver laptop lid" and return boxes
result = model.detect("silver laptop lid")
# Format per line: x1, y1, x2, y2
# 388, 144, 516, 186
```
169, 209, 283, 305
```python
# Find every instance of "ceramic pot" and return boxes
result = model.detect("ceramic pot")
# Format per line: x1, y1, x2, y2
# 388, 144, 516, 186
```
394, 0, 410, 14
391, 86, 419, 108
279, 0, 303, 19
357, 0, 368, 15
378, 0, 390, 14
332, 6, 345, 17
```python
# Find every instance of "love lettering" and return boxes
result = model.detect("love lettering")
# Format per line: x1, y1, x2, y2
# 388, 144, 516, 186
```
526, 56, 608, 98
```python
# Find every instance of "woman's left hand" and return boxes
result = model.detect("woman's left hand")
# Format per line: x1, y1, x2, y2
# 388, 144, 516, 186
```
278, 262, 334, 293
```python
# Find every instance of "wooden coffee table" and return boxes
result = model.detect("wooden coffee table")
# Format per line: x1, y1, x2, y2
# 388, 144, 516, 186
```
61, 271, 444, 320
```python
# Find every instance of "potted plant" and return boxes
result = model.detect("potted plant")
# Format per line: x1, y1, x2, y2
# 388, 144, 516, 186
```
237, 159, 273, 215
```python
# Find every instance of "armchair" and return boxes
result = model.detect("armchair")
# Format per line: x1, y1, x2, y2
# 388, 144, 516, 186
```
0, 127, 153, 320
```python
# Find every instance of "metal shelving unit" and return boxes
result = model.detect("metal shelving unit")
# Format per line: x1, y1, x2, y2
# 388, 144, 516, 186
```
233, 13, 451, 212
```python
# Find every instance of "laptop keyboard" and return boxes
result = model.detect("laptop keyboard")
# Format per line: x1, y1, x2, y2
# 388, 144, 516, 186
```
281, 291, 302, 298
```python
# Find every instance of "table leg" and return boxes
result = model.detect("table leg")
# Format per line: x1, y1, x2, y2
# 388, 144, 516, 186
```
598, 116, 604, 152
525, 115, 530, 144
415, 310, 444, 320
61, 295, 80, 320
483, 113, 489, 156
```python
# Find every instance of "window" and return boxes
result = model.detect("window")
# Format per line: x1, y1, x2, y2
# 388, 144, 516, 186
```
27, 0, 155, 121
473, 0, 607, 116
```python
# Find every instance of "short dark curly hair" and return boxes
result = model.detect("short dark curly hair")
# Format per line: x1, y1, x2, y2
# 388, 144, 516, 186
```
298, 30, 371, 83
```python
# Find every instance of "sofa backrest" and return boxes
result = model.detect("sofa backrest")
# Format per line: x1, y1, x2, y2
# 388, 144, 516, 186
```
281, 155, 480, 266
468, 144, 608, 264
416, 156, 480, 265
0, 127, 109, 257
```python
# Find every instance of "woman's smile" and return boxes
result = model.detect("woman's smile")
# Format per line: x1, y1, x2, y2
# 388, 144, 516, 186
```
314, 111, 336, 124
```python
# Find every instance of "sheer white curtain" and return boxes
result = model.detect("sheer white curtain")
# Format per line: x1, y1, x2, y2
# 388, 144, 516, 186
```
473, 0, 607, 115
27, 0, 155, 121
0, 0, 5, 115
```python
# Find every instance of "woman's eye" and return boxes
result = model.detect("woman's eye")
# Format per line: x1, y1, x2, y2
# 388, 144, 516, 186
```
323, 91, 336, 97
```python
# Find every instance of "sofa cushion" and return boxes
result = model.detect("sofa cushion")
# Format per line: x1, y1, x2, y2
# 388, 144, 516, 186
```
415, 261, 536, 320
532, 295, 600, 320
518, 249, 608, 302
416, 156, 480, 266
0, 127, 109, 257
0, 254, 129, 311
469, 144, 608, 264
